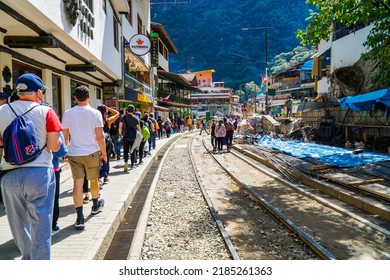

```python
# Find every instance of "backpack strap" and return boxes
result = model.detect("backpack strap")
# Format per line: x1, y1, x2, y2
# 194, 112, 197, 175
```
7, 103, 40, 118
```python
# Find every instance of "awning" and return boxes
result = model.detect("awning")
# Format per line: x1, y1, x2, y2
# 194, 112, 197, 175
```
157, 70, 191, 86
301, 59, 313, 71
153, 105, 171, 112
191, 93, 231, 99
158, 100, 197, 108
186, 86, 203, 93
339, 88, 390, 111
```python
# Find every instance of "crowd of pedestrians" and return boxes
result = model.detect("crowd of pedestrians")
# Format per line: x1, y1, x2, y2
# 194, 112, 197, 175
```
0, 75, 238, 260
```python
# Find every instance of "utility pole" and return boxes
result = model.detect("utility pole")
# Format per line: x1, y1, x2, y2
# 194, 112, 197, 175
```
239, 83, 246, 114
241, 26, 272, 114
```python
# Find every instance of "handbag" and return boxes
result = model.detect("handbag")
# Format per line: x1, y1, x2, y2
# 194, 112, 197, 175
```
99, 161, 108, 178
130, 130, 143, 153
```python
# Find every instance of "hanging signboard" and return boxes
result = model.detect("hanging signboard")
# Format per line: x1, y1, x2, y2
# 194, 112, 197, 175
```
268, 89, 276, 96
129, 34, 151, 56
150, 32, 159, 67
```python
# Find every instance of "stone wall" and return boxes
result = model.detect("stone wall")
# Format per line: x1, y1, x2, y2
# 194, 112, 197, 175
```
301, 107, 390, 153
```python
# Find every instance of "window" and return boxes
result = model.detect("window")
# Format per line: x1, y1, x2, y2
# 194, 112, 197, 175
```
128, 0, 133, 26
162, 46, 168, 60
96, 88, 101, 99
113, 16, 119, 50
84, 0, 93, 13
137, 14, 142, 34
52, 75, 62, 119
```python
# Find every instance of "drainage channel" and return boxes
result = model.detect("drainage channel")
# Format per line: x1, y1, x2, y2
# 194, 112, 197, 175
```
104, 138, 177, 260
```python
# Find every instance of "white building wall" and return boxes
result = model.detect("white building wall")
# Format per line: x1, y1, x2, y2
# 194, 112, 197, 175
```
316, 24, 374, 94
331, 25, 373, 71
24, 0, 122, 78
317, 77, 331, 94
158, 53, 169, 71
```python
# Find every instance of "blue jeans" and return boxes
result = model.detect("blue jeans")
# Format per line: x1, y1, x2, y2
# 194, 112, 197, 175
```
147, 135, 152, 152
1, 167, 55, 259
116, 137, 122, 156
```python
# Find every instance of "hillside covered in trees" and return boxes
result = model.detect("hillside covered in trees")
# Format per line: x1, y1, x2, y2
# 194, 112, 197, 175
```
151, 0, 314, 90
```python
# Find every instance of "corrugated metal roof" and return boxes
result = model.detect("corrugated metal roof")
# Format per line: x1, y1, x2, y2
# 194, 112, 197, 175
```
301, 59, 313, 71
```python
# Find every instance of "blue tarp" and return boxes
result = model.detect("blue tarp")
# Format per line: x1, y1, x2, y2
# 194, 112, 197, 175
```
301, 59, 313, 71
338, 88, 390, 111
256, 135, 390, 167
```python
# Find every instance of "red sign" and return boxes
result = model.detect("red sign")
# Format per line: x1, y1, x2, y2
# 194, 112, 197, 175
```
105, 99, 117, 108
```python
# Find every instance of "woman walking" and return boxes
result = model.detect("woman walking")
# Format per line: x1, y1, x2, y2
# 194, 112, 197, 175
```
214, 120, 226, 154
97, 105, 119, 184
209, 119, 217, 152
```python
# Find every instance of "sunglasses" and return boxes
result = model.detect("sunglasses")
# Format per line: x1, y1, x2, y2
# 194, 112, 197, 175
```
41, 88, 46, 95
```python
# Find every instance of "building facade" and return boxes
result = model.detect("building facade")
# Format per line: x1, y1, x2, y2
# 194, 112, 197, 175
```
0, 0, 155, 117
0, 0, 132, 117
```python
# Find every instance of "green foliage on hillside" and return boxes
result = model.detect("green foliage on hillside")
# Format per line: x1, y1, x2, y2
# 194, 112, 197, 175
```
271, 46, 316, 74
151, 0, 312, 90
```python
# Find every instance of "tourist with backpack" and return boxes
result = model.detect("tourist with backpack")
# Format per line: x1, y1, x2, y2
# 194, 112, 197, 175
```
0, 73, 63, 259
209, 119, 217, 152
285, 97, 293, 117
164, 118, 172, 137
225, 119, 234, 152
97, 104, 119, 185
118, 105, 141, 171
138, 120, 150, 164
199, 119, 209, 135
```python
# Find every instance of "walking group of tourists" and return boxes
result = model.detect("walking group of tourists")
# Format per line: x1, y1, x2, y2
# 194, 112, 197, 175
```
0, 73, 172, 260
0, 75, 237, 260
200, 116, 238, 154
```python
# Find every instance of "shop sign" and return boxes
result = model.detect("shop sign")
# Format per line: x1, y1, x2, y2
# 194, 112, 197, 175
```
105, 99, 117, 108
137, 93, 152, 103
129, 34, 151, 56
150, 32, 159, 67
268, 89, 276, 96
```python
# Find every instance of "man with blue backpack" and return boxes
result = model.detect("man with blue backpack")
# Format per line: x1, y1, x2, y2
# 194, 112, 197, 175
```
0, 73, 63, 259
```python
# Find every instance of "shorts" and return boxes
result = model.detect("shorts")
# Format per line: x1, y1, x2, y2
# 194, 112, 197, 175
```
68, 151, 101, 180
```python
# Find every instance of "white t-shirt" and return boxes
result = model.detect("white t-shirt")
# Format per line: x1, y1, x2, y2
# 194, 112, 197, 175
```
62, 105, 103, 156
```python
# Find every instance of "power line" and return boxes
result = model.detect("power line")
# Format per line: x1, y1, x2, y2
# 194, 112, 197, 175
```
150, 1, 191, 5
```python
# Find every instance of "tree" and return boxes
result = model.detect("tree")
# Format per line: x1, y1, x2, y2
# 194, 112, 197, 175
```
296, 0, 390, 86
271, 46, 316, 74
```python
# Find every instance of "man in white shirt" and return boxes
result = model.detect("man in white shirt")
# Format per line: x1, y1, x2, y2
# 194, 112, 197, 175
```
62, 85, 107, 230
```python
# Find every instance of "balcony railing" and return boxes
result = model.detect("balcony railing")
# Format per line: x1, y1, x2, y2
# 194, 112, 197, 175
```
157, 90, 191, 105
125, 73, 152, 100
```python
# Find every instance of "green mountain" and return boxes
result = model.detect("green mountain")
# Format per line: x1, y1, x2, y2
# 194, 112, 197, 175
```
151, 0, 313, 90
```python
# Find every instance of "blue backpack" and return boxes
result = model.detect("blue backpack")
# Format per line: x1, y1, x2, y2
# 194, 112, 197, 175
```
3, 104, 46, 165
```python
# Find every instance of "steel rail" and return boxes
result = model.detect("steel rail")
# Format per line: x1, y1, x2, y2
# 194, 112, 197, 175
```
188, 135, 241, 260
200, 138, 337, 260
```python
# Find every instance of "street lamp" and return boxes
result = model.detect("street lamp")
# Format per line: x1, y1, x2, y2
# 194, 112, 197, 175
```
241, 26, 272, 114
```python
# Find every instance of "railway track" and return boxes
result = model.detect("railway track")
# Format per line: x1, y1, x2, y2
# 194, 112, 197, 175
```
191, 135, 390, 259
104, 133, 390, 260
